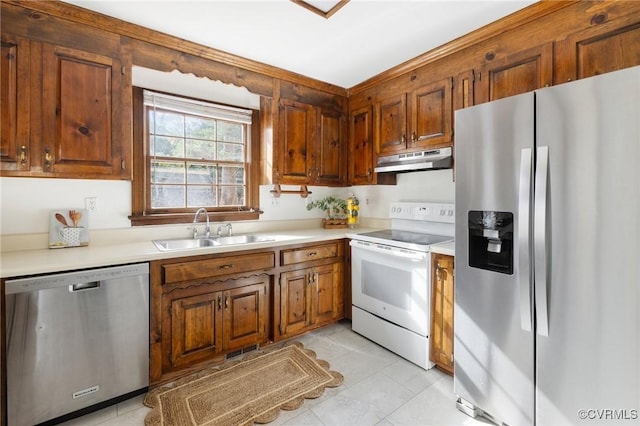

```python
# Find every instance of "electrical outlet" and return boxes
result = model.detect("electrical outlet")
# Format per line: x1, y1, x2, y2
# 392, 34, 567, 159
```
85, 197, 98, 213
271, 198, 279, 206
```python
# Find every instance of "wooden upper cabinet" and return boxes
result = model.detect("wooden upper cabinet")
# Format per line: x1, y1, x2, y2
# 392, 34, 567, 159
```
0, 37, 131, 179
477, 42, 553, 103
374, 92, 406, 155
41, 44, 121, 176
375, 77, 454, 156
454, 70, 477, 111
1, 37, 30, 172
556, 23, 640, 83
349, 104, 374, 185
277, 98, 314, 184
275, 98, 346, 186
315, 109, 347, 186
408, 77, 453, 149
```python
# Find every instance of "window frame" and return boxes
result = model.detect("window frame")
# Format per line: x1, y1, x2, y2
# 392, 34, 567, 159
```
130, 87, 261, 226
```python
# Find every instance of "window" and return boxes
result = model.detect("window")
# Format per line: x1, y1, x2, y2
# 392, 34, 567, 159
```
130, 88, 261, 226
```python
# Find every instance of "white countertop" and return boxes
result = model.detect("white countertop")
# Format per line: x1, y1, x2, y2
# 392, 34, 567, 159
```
1, 227, 382, 279
430, 240, 455, 256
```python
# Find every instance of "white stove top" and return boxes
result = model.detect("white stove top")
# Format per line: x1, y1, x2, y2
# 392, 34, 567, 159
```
349, 202, 455, 252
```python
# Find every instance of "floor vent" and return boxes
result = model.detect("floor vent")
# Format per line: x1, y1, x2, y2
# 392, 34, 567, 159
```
225, 344, 259, 360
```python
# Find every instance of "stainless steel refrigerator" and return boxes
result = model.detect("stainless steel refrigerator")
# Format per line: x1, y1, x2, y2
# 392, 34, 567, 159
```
454, 65, 640, 425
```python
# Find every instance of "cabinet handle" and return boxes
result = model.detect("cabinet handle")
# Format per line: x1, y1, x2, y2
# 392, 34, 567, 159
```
307, 251, 317, 257
367, 168, 372, 177
225, 295, 229, 309
19, 145, 27, 166
217, 294, 222, 310
411, 132, 417, 143
44, 147, 54, 170
401, 133, 406, 143
218, 264, 233, 269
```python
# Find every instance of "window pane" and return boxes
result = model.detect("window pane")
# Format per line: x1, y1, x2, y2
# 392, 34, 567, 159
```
219, 165, 245, 184
186, 139, 216, 160
217, 121, 243, 142
185, 115, 215, 140
151, 161, 185, 184
187, 163, 217, 184
153, 136, 185, 158
220, 186, 244, 206
187, 186, 216, 207
151, 184, 185, 208
153, 111, 184, 137
217, 142, 244, 162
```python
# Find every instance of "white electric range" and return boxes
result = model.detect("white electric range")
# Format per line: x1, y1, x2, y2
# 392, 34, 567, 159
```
347, 201, 454, 369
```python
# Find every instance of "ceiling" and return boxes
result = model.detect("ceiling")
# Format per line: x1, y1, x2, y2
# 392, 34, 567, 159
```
62, 0, 536, 88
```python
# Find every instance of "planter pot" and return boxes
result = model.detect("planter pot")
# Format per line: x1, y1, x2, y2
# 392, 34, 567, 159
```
322, 218, 348, 229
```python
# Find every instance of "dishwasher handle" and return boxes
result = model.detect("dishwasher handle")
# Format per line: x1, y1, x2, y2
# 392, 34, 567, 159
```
70, 281, 101, 292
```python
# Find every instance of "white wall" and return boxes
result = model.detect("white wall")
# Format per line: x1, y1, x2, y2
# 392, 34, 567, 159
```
0, 169, 454, 236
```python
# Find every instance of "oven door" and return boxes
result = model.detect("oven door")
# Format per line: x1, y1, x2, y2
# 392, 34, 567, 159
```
350, 239, 430, 336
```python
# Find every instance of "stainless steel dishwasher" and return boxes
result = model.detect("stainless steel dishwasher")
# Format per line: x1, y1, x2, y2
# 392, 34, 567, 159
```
5, 263, 149, 426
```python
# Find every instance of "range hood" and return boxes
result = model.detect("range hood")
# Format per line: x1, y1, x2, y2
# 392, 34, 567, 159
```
374, 147, 452, 173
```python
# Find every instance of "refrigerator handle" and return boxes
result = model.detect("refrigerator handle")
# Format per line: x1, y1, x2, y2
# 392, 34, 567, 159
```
518, 148, 533, 332
534, 146, 550, 337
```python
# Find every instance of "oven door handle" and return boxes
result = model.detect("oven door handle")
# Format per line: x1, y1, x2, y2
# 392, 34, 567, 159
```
349, 240, 426, 260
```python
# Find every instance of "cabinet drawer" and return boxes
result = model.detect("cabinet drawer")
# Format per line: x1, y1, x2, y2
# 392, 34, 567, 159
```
281, 243, 339, 265
163, 252, 274, 284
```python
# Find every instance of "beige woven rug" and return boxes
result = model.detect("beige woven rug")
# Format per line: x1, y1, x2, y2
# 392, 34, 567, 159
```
144, 342, 343, 426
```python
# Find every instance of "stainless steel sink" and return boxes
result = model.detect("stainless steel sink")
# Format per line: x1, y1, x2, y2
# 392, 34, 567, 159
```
153, 237, 219, 251
214, 235, 274, 245
153, 234, 275, 251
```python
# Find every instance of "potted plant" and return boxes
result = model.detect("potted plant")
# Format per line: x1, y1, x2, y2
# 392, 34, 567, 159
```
306, 196, 348, 228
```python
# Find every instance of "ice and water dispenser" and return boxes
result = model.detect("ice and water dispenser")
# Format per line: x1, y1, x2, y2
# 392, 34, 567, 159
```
468, 211, 514, 274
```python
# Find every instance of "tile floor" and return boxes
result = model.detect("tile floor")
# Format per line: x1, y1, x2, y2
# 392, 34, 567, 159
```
60, 321, 491, 426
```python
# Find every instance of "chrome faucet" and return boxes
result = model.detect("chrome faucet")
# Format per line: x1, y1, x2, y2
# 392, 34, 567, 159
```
192, 208, 210, 238
217, 222, 233, 237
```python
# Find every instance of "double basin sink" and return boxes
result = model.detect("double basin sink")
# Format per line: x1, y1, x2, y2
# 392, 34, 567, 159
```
153, 234, 275, 251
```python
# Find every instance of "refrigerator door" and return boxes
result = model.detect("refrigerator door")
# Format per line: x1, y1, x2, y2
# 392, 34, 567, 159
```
454, 93, 535, 425
535, 66, 640, 425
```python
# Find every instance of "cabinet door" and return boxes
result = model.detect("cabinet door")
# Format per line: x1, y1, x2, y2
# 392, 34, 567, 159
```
349, 104, 374, 185
555, 23, 640, 83
477, 42, 553, 103
276, 98, 314, 184
314, 109, 347, 185
375, 92, 407, 155
430, 254, 454, 374
454, 69, 477, 111
279, 268, 312, 336
409, 77, 453, 149
168, 292, 222, 369
222, 278, 268, 352
1, 37, 30, 172
41, 43, 126, 177
311, 262, 343, 326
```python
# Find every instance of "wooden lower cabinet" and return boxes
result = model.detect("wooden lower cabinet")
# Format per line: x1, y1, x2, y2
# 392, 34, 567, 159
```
278, 262, 342, 337
276, 241, 345, 340
430, 253, 455, 375
162, 275, 269, 376
164, 277, 268, 372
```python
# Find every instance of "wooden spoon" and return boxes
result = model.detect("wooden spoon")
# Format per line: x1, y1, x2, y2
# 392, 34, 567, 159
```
55, 213, 69, 227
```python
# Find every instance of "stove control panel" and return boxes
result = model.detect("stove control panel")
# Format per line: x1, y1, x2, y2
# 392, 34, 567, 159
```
389, 202, 455, 223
